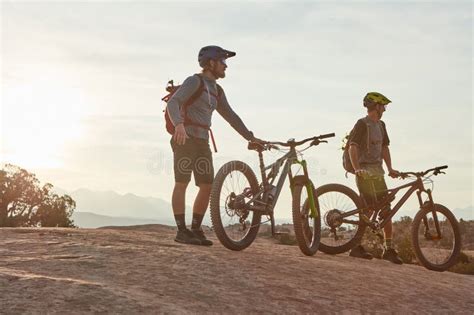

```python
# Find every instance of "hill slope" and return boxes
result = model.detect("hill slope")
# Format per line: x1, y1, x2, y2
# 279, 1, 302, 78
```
0, 226, 472, 313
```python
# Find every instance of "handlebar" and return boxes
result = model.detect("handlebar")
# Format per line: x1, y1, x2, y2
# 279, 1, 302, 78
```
248, 133, 335, 151
319, 133, 337, 139
398, 165, 448, 179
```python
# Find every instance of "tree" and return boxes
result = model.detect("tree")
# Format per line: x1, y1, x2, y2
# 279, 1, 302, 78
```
33, 194, 75, 227
0, 164, 75, 227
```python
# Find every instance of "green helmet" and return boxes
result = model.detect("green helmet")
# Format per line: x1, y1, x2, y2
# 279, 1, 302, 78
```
363, 92, 391, 107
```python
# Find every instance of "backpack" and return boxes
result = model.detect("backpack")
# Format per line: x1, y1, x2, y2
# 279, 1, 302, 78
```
161, 74, 221, 152
342, 120, 370, 176
162, 74, 204, 135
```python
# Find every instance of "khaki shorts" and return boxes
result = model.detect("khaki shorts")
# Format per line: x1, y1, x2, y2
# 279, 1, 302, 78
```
356, 175, 391, 212
170, 137, 214, 186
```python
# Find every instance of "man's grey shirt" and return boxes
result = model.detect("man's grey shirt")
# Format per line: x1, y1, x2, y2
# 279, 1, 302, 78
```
166, 74, 253, 141
349, 116, 390, 176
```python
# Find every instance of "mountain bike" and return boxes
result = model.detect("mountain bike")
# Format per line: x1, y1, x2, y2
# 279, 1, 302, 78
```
315, 165, 461, 271
210, 133, 335, 255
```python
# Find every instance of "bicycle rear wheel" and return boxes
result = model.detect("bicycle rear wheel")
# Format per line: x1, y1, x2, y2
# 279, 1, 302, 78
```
292, 176, 321, 256
315, 184, 366, 254
210, 160, 261, 251
411, 203, 461, 271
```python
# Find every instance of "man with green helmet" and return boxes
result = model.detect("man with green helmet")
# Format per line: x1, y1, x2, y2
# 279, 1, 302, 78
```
347, 92, 403, 264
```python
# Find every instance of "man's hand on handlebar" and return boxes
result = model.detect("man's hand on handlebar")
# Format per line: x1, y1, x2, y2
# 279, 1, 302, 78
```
248, 136, 274, 151
388, 169, 401, 178
396, 166, 448, 179
249, 135, 266, 145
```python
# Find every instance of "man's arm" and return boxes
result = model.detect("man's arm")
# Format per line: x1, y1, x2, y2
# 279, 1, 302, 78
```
348, 119, 366, 176
382, 146, 399, 177
216, 89, 254, 141
349, 144, 365, 176
380, 121, 398, 177
382, 146, 392, 170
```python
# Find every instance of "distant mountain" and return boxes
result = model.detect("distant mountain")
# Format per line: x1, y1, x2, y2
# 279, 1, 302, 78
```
69, 188, 173, 222
71, 212, 175, 228
60, 188, 200, 228
62, 187, 474, 229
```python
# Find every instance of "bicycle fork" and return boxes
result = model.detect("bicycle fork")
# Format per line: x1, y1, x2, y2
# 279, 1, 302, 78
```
293, 159, 319, 219
417, 189, 442, 240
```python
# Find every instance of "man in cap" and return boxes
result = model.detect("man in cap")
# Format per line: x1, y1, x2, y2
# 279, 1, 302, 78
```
166, 45, 264, 245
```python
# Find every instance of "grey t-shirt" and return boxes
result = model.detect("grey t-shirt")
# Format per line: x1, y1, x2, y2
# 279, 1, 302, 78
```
166, 74, 253, 141
349, 116, 390, 175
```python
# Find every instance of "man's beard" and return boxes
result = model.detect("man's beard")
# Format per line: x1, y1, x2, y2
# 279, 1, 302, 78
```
215, 68, 226, 79
210, 67, 225, 79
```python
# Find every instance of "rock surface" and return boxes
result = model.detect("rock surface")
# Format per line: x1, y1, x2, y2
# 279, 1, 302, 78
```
0, 226, 472, 314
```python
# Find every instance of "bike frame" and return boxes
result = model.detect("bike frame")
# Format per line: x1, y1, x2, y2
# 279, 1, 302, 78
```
340, 175, 440, 235
240, 146, 318, 218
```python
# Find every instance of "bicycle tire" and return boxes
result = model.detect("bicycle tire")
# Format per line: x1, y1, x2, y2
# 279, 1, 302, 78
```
316, 183, 366, 255
210, 160, 261, 251
292, 176, 321, 256
411, 203, 461, 272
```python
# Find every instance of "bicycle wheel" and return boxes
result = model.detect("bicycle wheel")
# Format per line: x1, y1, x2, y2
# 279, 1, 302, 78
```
292, 176, 321, 256
315, 184, 366, 254
210, 160, 261, 251
411, 203, 461, 271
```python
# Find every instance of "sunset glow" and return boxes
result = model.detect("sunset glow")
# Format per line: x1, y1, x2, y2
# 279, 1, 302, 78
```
2, 67, 86, 168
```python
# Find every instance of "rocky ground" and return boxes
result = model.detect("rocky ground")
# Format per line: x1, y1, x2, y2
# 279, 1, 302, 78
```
0, 226, 472, 314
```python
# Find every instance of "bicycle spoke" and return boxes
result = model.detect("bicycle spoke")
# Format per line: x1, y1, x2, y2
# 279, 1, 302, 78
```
319, 189, 360, 248
216, 168, 257, 243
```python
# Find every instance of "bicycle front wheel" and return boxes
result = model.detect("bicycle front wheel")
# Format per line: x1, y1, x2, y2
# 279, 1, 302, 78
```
316, 184, 366, 254
292, 176, 321, 256
210, 160, 261, 251
412, 203, 461, 271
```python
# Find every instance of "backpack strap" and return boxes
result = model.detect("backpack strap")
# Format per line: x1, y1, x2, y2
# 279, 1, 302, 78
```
363, 119, 386, 153
181, 74, 219, 153
182, 75, 210, 131
182, 75, 211, 129
182, 74, 205, 121
380, 120, 387, 143
366, 121, 370, 153
216, 83, 223, 100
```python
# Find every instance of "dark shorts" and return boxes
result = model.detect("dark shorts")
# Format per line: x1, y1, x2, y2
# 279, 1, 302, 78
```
356, 175, 390, 211
170, 137, 214, 186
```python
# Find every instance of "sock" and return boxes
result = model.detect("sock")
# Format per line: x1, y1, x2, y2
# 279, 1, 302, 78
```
385, 238, 392, 249
191, 213, 204, 230
174, 214, 186, 231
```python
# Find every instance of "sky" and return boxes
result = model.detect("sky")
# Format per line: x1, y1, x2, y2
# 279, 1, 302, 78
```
1, 0, 472, 220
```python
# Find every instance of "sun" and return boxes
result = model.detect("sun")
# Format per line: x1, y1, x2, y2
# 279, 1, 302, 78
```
1, 68, 87, 169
